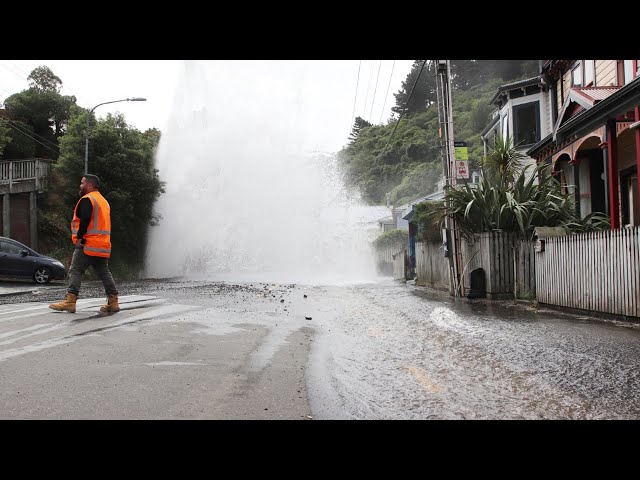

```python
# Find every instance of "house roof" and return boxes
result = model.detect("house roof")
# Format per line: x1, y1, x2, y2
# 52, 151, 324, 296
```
480, 114, 500, 138
553, 86, 621, 141
542, 60, 572, 80
403, 210, 415, 222
396, 191, 443, 212
573, 86, 620, 104
489, 76, 543, 106
557, 76, 640, 142
401, 190, 448, 222
526, 132, 554, 157
529, 77, 640, 157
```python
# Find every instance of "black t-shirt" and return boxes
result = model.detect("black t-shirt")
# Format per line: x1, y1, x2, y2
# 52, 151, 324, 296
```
75, 197, 93, 243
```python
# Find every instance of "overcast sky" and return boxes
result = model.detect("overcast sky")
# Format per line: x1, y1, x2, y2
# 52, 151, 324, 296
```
0, 60, 415, 153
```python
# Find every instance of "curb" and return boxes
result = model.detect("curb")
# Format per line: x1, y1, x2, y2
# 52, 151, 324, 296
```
0, 289, 37, 298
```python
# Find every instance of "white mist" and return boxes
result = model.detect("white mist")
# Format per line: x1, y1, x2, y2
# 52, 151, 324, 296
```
144, 61, 388, 284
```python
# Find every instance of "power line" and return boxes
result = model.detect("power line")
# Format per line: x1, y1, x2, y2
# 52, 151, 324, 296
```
1, 118, 59, 154
368, 60, 382, 122
362, 61, 374, 120
380, 60, 428, 194
379, 60, 395, 124
0, 117, 59, 155
7, 61, 30, 77
384, 60, 427, 150
2, 116, 60, 149
349, 60, 362, 138
1, 63, 28, 83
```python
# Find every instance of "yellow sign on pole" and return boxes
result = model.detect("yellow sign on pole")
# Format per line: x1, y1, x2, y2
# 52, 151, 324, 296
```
454, 141, 469, 179
454, 142, 468, 160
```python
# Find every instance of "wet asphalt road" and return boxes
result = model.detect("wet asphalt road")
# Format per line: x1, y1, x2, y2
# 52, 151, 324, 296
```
1, 278, 639, 419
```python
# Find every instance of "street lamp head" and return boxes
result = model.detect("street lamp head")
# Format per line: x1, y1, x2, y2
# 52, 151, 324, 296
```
84, 96, 147, 174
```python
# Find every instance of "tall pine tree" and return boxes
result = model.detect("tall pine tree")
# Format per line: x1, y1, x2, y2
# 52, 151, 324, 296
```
348, 116, 372, 144
391, 60, 436, 118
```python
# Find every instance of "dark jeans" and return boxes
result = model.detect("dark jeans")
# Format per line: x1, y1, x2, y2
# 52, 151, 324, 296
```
67, 245, 118, 296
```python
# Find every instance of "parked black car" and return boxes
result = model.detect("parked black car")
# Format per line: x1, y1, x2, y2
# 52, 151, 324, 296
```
0, 236, 67, 284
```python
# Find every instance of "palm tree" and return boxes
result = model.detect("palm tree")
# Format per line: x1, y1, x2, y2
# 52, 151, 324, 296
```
437, 136, 609, 240
479, 135, 527, 183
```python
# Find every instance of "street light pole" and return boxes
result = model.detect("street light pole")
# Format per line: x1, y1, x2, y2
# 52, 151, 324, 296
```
84, 97, 147, 175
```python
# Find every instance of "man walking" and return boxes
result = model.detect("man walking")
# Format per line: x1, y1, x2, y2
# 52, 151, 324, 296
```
49, 174, 120, 314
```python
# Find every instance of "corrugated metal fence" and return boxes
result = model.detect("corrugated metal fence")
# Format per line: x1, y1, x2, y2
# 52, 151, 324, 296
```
536, 227, 640, 317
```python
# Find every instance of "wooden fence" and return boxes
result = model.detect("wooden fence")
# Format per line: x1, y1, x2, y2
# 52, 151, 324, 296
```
536, 227, 640, 318
408, 232, 535, 298
460, 232, 529, 298
376, 244, 405, 276
517, 240, 536, 297
415, 241, 450, 291
393, 249, 406, 280
410, 231, 539, 298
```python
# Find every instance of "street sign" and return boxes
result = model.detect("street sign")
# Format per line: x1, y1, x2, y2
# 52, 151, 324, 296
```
454, 141, 468, 160
454, 141, 469, 179
456, 160, 469, 179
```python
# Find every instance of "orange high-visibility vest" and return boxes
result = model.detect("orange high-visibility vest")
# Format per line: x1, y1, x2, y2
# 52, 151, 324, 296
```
71, 191, 112, 258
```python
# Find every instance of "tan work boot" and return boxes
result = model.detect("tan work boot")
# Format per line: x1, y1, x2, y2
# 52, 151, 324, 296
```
100, 294, 120, 313
49, 293, 78, 313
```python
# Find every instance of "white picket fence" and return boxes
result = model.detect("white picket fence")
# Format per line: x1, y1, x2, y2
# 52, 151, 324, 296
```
536, 227, 640, 318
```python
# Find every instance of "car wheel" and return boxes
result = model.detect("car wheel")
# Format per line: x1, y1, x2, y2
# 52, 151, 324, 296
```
33, 267, 51, 284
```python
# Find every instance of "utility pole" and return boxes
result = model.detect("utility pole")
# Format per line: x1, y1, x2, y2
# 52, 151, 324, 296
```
435, 60, 464, 297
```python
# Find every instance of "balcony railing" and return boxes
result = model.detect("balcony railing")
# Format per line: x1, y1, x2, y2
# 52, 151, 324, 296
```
0, 158, 53, 194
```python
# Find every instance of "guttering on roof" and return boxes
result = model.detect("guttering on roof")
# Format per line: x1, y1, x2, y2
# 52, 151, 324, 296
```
488, 76, 543, 106
526, 133, 553, 157
556, 76, 640, 143
481, 115, 500, 138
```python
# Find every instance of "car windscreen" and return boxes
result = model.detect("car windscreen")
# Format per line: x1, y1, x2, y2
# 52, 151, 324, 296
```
0, 241, 24, 255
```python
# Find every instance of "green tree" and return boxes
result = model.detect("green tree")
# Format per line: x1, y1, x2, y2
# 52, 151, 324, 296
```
53, 109, 165, 273
3, 66, 76, 159
391, 60, 436, 117
348, 116, 372, 144
437, 140, 609, 239
411, 201, 443, 243
339, 61, 539, 206
479, 136, 528, 181
28, 66, 63, 93
1, 119, 37, 158
372, 229, 408, 250
388, 161, 441, 207
0, 118, 12, 156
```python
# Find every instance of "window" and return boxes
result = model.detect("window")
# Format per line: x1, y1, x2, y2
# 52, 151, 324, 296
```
584, 60, 595, 86
624, 60, 635, 85
572, 64, 582, 87
486, 125, 498, 147
502, 113, 509, 140
513, 102, 540, 147
0, 241, 23, 255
